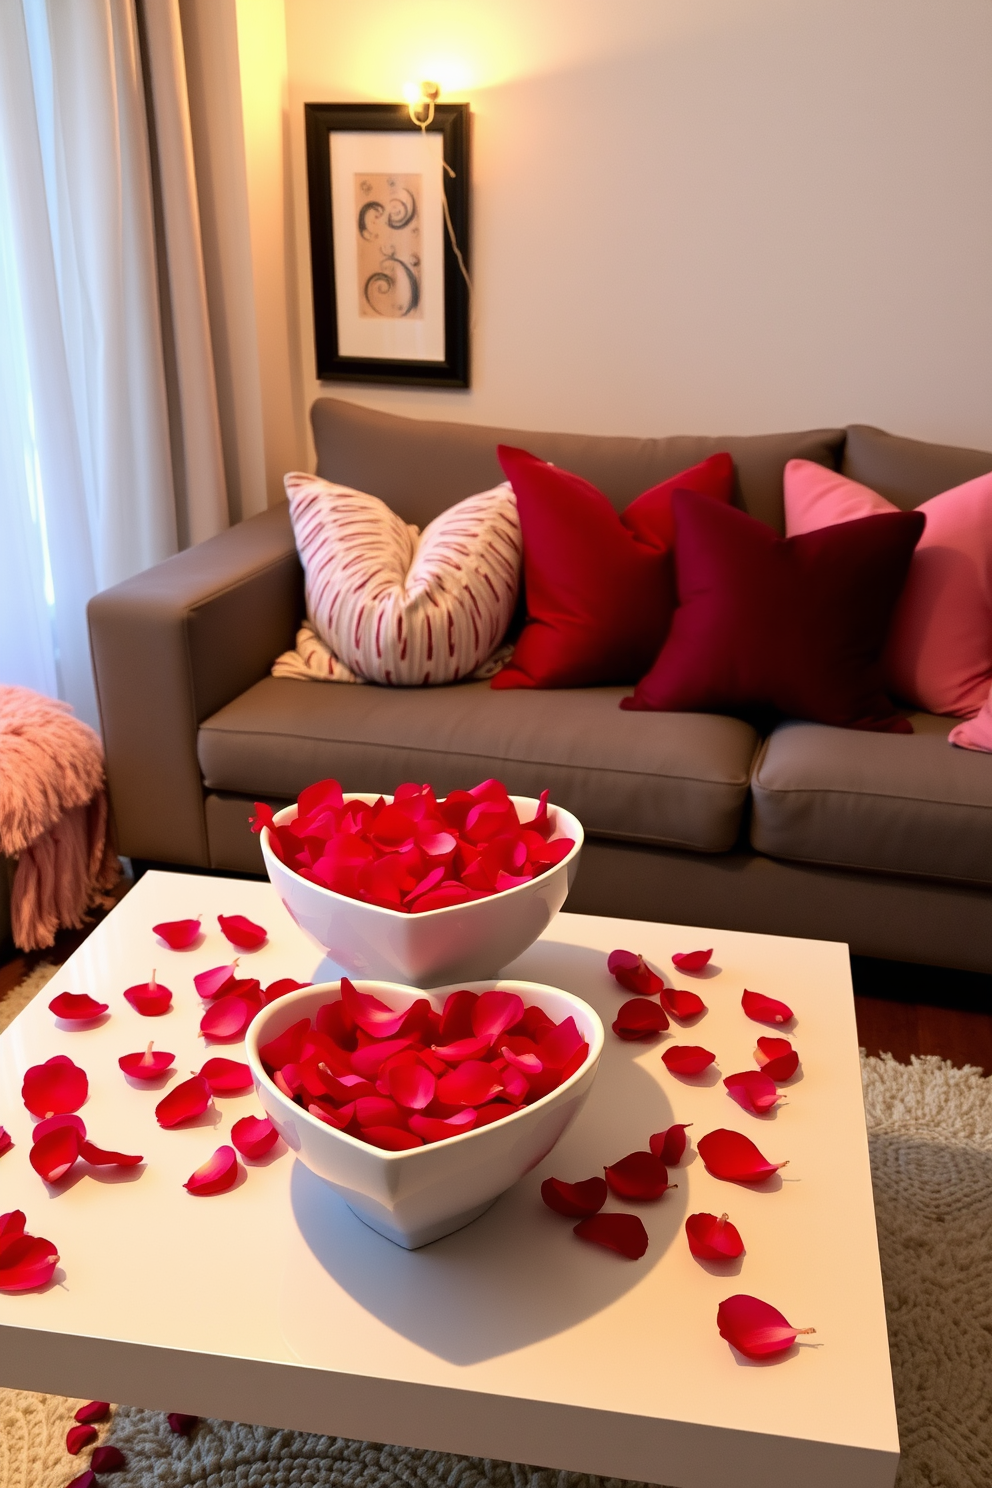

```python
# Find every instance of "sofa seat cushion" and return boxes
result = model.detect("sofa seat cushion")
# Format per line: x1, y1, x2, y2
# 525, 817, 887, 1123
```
750, 713, 992, 886
198, 677, 760, 854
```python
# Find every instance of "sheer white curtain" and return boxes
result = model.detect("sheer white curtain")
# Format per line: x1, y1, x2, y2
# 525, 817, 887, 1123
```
0, 0, 228, 729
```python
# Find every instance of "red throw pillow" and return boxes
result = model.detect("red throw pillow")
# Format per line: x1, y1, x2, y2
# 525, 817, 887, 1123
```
492, 446, 734, 688
623, 492, 925, 731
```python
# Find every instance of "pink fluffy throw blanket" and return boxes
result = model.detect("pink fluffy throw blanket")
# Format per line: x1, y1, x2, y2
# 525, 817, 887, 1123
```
0, 686, 120, 950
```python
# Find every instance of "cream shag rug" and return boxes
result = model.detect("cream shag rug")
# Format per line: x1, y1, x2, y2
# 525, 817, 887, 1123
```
1, 965, 990, 1488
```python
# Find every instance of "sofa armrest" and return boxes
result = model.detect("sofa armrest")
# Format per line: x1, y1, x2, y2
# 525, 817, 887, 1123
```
88, 504, 303, 866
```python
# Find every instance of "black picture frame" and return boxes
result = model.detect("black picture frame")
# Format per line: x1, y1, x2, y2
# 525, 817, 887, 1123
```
304, 101, 470, 388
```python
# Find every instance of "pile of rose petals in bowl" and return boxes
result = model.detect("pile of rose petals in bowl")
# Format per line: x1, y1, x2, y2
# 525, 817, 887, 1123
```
251, 777, 575, 914
256, 979, 590, 1150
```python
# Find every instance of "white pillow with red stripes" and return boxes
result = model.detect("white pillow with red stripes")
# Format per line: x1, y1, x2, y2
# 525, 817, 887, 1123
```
284, 472, 521, 686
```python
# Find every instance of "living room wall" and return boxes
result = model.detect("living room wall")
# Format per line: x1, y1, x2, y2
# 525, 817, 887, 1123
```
283, 0, 992, 453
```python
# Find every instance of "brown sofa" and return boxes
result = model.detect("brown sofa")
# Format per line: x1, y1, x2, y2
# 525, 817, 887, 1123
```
88, 398, 992, 973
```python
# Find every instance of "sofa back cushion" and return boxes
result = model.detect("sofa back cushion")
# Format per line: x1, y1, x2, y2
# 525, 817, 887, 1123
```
843, 425, 992, 508
311, 397, 845, 535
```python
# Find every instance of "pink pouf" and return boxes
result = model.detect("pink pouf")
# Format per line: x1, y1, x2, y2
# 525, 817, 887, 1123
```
0, 686, 120, 951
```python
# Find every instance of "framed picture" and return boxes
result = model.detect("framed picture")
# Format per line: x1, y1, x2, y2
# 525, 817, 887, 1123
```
304, 102, 470, 387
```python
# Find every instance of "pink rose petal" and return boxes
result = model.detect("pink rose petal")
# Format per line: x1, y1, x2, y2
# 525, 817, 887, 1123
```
199, 995, 253, 1041
340, 977, 411, 1038
156, 1074, 212, 1128
22, 1056, 88, 1117
231, 1115, 278, 1159
217, 913, 267, 950
119, 1043, 175, 1080
573, 1213, 648, 1259
184, 1144, 240, 1195
152, 917, 202, 949
671, 948, 712, 973
48, 991, 108, 1022
194, 962, 239, 1000
717, 1293, 814, 1359
0, 1128, 11, 1158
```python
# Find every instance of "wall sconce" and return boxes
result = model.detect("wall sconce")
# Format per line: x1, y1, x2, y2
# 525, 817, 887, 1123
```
403, 80, 440, 129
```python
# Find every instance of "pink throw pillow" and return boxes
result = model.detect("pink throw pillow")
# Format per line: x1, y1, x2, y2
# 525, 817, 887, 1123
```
949, 693, 992, 752
784, 460, 992, 718
285, 473, 521, 686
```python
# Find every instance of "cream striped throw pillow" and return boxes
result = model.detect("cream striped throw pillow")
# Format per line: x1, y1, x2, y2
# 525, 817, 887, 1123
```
284, 472, 522, 686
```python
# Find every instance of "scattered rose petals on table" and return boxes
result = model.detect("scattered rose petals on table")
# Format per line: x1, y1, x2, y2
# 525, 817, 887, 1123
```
686, 1211, 745, 1261
199, 1057, 254, 1094
30, 1124, 80, 1182
79, 1140, 143, 1167
66, 1424, 97, 1455
48, 991, 108, 1022
199, 994, 255, 1041
231, 1115, 278, 1159
573, 1213, 649, 1259
152, 917, 201, 949
650, 1123, 691, 1165
123, 971, 172, 1017
218, 913, 268, 950
717, 1293, 814, 1359
262, 977, 311, 1004
194, 962, 239, 1000
91, 1444, 127, 1472
184, 1144, 240, 1195
698, 1128, 787, 1182
74, 1401, 110, 1424
0, 1127, 11, 1157
604, 1151, 673, 1201
167, 1414, 198, 1435
119, 1043, 175, 1080
22, 1056, 88, 1116
657, 984, 707, 1020
0, 1210, 60, 1290
541, 1176, 608, 1217
612, 997, 669, 1040
252, 778, 574, 913
755, 1036, 800, 1081
671, 949, 712, 973
742, 989, 793, 1025
662, 1045, 715, 1076
155, 1074, 212, 1128
724, 1070, 783, 1116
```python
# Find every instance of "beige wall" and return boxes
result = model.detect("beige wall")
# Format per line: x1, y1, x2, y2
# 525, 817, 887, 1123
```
280, 0, 992, 457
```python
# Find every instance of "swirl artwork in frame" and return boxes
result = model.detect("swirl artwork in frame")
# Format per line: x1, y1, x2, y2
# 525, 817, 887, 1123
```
305, 102, 470, 387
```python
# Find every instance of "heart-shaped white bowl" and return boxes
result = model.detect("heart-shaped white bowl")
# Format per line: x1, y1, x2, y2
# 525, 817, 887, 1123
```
245, 978, 603, 1249
259, 793, 583, 987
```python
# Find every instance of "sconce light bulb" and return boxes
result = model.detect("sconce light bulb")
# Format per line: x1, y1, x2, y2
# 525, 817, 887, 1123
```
402, 81, 421, 105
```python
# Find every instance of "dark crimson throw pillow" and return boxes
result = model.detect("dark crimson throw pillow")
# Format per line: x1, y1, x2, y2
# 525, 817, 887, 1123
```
492, 446, 734, 689
622, 492, 925, 731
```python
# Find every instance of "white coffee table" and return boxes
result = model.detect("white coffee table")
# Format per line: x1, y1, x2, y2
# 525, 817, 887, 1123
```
0, 871, 898, 1488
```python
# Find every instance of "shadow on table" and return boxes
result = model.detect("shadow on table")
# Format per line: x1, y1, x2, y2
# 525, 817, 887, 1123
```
291, 940, 688, 1365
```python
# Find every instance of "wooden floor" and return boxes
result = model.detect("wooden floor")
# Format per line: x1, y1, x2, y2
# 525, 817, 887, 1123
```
3, 888, 991, 1074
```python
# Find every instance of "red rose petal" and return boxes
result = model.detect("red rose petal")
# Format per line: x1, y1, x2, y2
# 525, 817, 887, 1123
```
439, 989, 477, 1042
361, 1125, 423, 1151
48, 991, 108, 1022
471, 989, 524, 1043
199, 995, 252, 1041
262, 977, 311, 1004
649, 1123, 692, 1165
604, 1150, 673, 1201
436, 1060, 504, 1107
259, 1018, 311, 1070
658, 984, 707, 1019
91, 1444, 127, 1472
167, 1413, 198, 1435
32, 1113, 86, 1142
74, 1401, 110, 1424
199, 1057, 254, 1094
217, 913, 267, 950
686, 1211, 745, 1261
671, 948, 712, 973
724, 1070, 783, 1115
194, 962, 239, 1000
661, 1045, 715, 1076
407, 1110, 477, 1142
183, 1144, 239, 1195
0, 1225, 60, 1291
537, 1016, 585, 1070
67, 1424, 97, 1454
156, 1074, 211, 1128
755, 1036, 800, 1081
308, 1100, 355, 1129
119, 1043, 175, 1080
697, 1128, 787, 1182
742, 989, 793, 1025
385, 1062, 436, 1110
350, 1037, 414, 1079
153, 917, 202, 949
22, 1056, 88, 1117
356, 1095, 406, 1128
431, 1035, 491, 1063
123, 973, 173, 1017
0, 1128, 12, 1158
717, 1293, 814, 1359
79, 1140, 143, 1167
612, 998, 669, 1040
231, 1114, 278, 1159
66, 1472, 98, 1488
340, 977, 411, 1038
573, 1213, 648, 1259
29, 1125, 80, 1183
606, 948, 660, 996
541, 1176, 608, 1217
